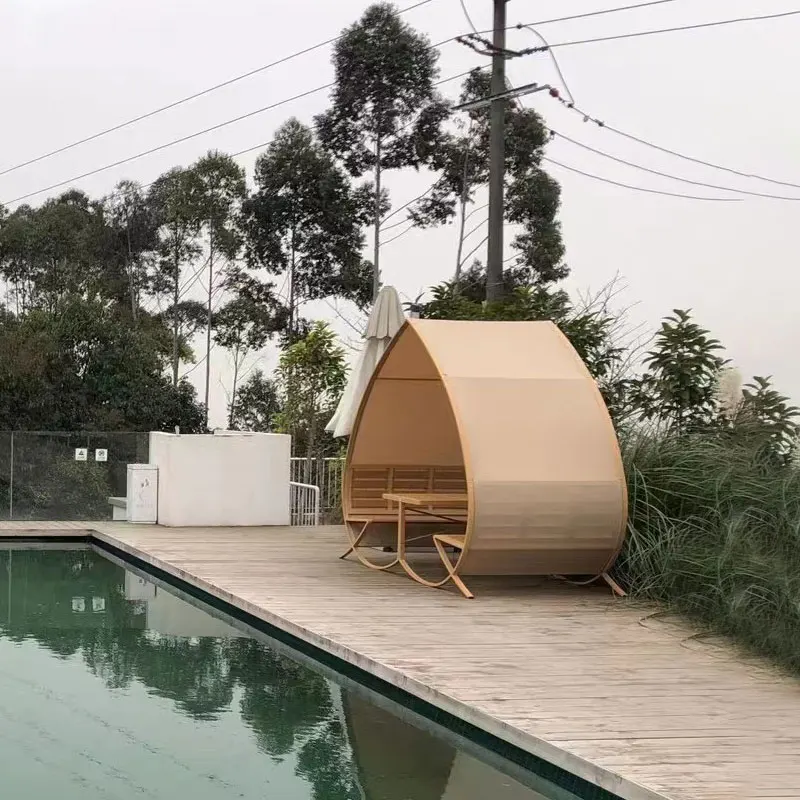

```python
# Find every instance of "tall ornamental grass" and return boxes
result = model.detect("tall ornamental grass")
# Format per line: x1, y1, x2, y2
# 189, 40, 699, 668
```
619, 431, 800, 672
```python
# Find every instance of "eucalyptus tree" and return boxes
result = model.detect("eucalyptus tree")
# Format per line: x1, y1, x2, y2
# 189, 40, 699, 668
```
315, 2, 446, 299
213, 269, 287, 428
148, 167, 203, 385
241, 118, 372, 340
189, 151, 247, 423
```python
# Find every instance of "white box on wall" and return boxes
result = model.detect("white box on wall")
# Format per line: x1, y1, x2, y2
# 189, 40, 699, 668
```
127, 464, 158, 523
148, 431, 291, 527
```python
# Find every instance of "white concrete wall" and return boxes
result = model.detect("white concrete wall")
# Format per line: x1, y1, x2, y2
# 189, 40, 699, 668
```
149, 431, 291, 527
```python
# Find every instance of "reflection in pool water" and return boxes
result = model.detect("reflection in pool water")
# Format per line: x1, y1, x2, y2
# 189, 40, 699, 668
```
0, 547, 577, 800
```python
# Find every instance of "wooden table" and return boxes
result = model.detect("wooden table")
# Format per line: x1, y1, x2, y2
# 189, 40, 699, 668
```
382, 492, 470, 596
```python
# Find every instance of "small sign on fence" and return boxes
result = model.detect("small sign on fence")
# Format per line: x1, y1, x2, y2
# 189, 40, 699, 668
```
95, 449, 108, 462
74, 448, 88, 462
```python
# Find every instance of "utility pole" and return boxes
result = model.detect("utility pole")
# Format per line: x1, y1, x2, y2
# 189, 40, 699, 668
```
486, 0, 508, 302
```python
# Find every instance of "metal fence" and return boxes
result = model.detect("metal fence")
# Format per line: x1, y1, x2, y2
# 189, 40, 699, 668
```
0, 431, 149, 521
290, 457, 344, 519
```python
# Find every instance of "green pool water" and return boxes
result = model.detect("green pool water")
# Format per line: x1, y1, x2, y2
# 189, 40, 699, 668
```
0, 545, 584, 800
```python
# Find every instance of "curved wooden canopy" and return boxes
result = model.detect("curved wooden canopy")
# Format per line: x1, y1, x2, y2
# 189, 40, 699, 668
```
343, 319, 627, 582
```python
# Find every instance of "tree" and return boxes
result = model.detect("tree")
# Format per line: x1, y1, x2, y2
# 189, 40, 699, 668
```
731, 376, 799, 463
0, 297, 205, 432
631, 309, 726, 432
213, 271, 287, 428
274, 323, 347, 478
229, 370, 281, 432
241, 119, 372, 341
316, 2, 445, 299
0, 190, 123, 313
104, 180, 160, 321
411, 69, 567, 291
148, 167, 203, 385
190, 151, 247, 424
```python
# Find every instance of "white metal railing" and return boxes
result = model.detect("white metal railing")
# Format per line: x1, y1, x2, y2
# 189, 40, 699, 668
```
290, 457, 344, 512
289, 481, 320, 526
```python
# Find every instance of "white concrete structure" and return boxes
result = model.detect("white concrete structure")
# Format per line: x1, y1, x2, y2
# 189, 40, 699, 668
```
149, 431, 291, 527
124, 573, 243, 638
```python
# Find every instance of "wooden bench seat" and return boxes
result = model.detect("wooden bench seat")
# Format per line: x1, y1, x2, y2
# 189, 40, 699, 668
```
346, 465, 467, 521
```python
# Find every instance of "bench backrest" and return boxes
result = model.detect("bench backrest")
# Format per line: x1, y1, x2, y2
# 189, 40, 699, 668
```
348, 465, 467, 516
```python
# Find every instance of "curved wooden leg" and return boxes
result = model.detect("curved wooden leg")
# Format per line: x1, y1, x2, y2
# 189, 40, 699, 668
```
341, 520, 400, 571
397, 536, 474, 599
340, 520, 369, 560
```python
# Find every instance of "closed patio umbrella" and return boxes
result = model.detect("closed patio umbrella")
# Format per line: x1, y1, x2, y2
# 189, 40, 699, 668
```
326, 285, 405, 438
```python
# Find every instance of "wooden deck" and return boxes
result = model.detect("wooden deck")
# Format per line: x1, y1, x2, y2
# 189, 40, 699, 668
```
2, 521, 800, 800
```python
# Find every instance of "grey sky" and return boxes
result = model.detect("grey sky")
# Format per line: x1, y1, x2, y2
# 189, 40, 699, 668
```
2, 0, 798, 427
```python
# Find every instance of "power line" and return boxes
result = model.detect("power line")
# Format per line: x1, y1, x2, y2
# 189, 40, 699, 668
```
381, 222, 418, 245
516, 25, 575, 105
549, 95, 800, 191
550, 129, 800, 201
0, 0, 437, 179
513, 0, 683, 29
458, 0, 479, 33
3, 65, 479, 208
527, 9, 800, 51
542, 156, 743, 201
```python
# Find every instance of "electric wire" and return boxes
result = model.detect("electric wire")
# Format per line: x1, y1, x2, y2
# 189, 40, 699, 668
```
0, 0, 437, 179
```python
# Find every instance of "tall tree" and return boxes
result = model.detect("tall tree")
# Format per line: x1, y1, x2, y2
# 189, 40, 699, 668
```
190, 151, 247, 425
104, 180, 160, 322
274, 323, 347, 479
411, 69, 567, 291
241, 119, 372, 341
315, 2, 446, 299
212, 270, 287, 428
148, 167, 203, 386
0, 190, 120, 312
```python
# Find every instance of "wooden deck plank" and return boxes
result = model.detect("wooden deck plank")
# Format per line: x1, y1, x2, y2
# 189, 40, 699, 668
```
2, 521, 800, 800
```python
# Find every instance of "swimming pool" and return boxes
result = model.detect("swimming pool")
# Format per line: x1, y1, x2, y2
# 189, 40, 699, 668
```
0, 545, 582, 799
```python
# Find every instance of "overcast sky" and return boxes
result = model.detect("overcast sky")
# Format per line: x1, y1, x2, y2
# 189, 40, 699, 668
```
2, 0, 798, 427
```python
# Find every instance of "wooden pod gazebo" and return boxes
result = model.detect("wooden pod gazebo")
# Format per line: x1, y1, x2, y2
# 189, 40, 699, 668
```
341, 319, 627, 598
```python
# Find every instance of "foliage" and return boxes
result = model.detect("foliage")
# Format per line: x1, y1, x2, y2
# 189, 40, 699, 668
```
731, 376, 800, 464
0, 297, 205, 431
620, 431, 800, 674
228, 369, 281, 432
241, 119, 373, 338
316, 1, 445, 295
315, 2, 443, 177
0, 190, 126, 313
147, 167, 204, 384
631, 309, 725, 433
411, 69, 567, 288
213, 270, 287, 428
104, 180, 161, 320
274, 323, 347, 470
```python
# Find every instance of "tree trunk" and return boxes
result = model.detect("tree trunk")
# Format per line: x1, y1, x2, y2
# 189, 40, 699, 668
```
204, 225, 214, 428
454, 139, 472, 287
288, 227, 296, 342
171, 231, 180, 387
228, 343, 240, 430
304, 400, 317, 484
372, 133, 382, 302
125, 215, 137, 322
